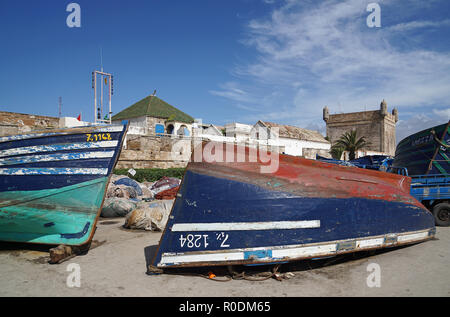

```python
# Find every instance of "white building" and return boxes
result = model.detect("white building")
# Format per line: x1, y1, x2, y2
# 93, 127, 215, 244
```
223, 123, 253, 142
195, 120, 331, 159
251, 121, 330, 158
194, 122, 232, 143
111, 94, 194, 138
58, 117, 91, 128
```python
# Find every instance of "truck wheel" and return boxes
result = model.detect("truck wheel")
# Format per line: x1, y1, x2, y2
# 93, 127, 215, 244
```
432, 203, 450, 227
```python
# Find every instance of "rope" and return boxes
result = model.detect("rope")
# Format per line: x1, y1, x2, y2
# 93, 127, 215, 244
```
431, 130, 449, 148
227, 264, 282, 282
153, 264, 285, 282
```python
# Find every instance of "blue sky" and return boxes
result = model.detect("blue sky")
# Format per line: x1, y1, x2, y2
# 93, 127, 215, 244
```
1, 0, 449, 142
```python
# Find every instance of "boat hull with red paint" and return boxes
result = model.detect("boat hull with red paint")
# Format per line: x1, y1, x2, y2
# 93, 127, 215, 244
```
150, 143, 435, 270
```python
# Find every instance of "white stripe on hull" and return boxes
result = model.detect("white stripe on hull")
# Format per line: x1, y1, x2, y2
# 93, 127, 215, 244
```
160, 252, 244, 265
0, 151, 115, 166
0, 132, 57, 143
0, 167, 108, 175
171, 220, 321, 232
397, 231, 429, 242
157, 228, 434, 267
271, 244, 337, 259
356, 238, 385, 249
0, 141, 118, 158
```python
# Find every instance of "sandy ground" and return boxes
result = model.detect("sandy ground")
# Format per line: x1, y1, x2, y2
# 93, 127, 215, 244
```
0, 218, 449, 297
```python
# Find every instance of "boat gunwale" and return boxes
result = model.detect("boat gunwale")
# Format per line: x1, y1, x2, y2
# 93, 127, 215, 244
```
0, 124, 126, 144
396, 121, 449, 148
153, 228, 435, 269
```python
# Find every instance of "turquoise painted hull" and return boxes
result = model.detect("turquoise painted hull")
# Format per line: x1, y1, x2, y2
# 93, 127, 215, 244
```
0, 123, 128, 246
0, 177, 108, 245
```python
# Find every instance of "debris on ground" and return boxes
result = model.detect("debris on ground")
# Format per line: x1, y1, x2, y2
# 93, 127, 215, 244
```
124, 199, 175, 231
49, 240, 106, 264
150, 176, 181, 196
101, 197, 137, 217
114, 177, 143, 196
106, 184, 138, 199
154, 186, 180, 200
100, 174, 180, 232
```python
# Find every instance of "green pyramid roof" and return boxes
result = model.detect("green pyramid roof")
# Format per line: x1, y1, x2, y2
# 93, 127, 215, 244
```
112, 95, 194, 123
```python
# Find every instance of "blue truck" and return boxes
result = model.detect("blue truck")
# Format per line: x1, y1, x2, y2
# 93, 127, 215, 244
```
409, 174, 450, 227
382, 165, 450, 227
367, 164, 450, 227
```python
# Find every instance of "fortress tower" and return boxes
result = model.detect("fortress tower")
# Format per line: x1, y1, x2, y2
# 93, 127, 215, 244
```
323, 100, 398, 156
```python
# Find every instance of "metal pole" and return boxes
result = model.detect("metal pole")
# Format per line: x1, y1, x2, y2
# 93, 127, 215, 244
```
100, 74, 103, 122
58, 97, 62, 118
93, 70, 113, 124
94, 72, 97, 124
94, 74, 96, 124
94, 70, 111, 76
108, 74, 112, 124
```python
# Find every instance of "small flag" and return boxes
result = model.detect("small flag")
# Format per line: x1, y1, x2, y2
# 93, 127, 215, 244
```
77, 113, 81, 121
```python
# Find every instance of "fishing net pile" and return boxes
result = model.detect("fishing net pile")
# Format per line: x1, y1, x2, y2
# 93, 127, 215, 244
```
100, 175, 181, 231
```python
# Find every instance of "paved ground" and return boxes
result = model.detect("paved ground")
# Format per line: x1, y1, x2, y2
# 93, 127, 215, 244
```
0, 218, 449, 297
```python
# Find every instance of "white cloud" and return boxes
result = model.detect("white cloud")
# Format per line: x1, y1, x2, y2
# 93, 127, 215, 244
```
387, 19, 450, 32
209, 82, 256, 104
432, 108, 450, 119
211, 0, 450, 138
396, 111, 447, 143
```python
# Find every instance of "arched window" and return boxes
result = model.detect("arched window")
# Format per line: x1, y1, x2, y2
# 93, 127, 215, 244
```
177, 124, 189, 136
166, 124, 174, 135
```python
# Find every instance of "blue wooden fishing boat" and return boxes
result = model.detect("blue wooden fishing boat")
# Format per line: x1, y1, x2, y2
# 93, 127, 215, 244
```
0, 123, 128, 246
316, 154, 393, 171
392, 121, 450, 226
149, 142, 435, 271
392, 121, 450, 176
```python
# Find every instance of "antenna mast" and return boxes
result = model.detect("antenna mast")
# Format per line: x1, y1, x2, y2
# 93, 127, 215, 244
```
92, 46, 114, 124
92, 70, 113, 124
100, 47, 103, 72
58, 97, 62, 118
